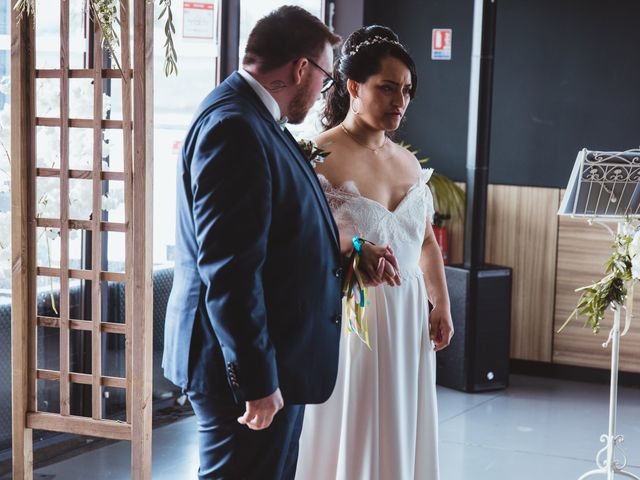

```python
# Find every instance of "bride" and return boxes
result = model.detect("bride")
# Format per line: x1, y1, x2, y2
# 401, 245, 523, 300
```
295, 26, 454, 479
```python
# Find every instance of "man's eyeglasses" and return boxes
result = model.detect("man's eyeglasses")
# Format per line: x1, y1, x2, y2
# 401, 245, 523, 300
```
306, 58, 335, 93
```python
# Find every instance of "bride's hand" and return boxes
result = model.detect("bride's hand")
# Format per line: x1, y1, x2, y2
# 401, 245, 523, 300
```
429, 304, 454, 351
359, 243, 401, 287
382, 246, 401, 286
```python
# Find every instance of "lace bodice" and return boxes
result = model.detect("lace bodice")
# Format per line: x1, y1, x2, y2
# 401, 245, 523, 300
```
318, 168, 435, 277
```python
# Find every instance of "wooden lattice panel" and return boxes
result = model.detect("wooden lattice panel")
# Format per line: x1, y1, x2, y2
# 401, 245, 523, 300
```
12, 1, 153, 478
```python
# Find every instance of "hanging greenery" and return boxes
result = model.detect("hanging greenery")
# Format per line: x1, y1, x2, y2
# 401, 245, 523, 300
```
90, 0, 123, 71
157, 0, 178, 76
13, 0, 34, 21
13, 0, 178, 76
558, 221, 640, 334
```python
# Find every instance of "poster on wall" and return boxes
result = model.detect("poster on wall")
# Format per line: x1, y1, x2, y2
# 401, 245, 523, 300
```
183, 0, 217, 39
431, 28, 452, 60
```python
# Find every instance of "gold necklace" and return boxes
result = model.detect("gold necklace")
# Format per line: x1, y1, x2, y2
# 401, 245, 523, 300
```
340, 123, 388, 153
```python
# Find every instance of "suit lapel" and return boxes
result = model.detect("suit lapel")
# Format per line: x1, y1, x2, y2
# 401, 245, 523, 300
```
226, 72, 340, 252
275, 125, 341, 251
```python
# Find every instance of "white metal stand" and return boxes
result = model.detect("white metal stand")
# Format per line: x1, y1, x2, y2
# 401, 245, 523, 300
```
558, 150, 640, 479
557, 149, 640, 478
578, 225, 639, 479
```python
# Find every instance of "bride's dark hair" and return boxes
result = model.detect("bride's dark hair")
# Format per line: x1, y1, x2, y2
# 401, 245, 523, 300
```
323, 25, 417, 130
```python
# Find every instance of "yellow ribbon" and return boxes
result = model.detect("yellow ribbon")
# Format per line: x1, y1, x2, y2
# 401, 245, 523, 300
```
342, 250, 371, 349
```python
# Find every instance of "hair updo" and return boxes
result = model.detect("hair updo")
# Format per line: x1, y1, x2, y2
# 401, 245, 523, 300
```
323, 25, 418, 129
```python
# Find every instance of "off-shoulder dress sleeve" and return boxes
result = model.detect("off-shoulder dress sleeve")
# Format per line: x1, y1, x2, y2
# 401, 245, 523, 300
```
421, 168, 436, 223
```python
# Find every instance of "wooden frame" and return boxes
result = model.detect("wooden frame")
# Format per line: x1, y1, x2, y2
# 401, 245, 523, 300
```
11, 1, 153, 478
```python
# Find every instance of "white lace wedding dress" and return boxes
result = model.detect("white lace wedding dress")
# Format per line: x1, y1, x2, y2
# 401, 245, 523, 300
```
296, 168, 440, 480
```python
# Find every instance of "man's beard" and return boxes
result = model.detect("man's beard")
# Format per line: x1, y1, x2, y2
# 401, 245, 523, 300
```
287, 77, 315, 124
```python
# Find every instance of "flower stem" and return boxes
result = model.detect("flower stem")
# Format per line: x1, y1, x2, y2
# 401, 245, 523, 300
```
46, 231, 59, 315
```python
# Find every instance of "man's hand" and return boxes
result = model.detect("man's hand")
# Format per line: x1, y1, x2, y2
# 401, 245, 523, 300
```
359, 243, 401, 287
237, 388, 284, 430
429, 304, 454, 351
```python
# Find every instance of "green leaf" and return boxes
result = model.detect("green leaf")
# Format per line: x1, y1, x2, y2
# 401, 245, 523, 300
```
562, 224, 640, 335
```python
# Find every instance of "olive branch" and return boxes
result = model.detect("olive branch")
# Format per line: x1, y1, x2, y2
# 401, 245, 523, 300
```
558, 225, 637, 334
157, 0, 178, 76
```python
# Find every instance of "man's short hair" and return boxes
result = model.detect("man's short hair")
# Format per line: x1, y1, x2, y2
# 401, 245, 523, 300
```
243, 6, 341, 72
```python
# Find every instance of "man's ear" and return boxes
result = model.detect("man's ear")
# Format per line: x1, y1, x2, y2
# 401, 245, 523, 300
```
290, 58, 308, 86
346, 78, 360, 99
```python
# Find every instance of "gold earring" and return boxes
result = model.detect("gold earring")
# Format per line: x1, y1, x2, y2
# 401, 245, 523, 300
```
351, 98, 362, 114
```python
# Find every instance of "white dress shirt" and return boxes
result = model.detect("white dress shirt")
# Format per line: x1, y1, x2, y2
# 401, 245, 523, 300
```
237, 68, 285, 123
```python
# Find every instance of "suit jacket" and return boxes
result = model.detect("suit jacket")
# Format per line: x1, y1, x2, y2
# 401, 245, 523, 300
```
162, 72, 343, 405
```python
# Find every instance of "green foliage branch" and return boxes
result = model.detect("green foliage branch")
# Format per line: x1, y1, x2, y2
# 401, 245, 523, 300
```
14, 0, 178, 76
558, 223, 639, 334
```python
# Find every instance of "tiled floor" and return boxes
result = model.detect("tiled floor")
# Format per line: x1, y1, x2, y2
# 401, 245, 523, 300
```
35, 375, 640, 479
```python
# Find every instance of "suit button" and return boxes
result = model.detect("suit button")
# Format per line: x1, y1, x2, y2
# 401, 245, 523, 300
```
334, 267, 343, 278
333, 313, 341, 324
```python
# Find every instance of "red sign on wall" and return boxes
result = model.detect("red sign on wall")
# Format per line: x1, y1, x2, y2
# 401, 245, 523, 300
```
183, 1, 216, 39
432, 28, 452, 60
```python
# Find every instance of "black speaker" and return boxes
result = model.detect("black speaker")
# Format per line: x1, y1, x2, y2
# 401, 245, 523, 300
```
436, 264, 512, 392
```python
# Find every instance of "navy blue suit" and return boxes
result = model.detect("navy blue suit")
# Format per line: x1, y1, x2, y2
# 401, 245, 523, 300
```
162, 72, 343, 479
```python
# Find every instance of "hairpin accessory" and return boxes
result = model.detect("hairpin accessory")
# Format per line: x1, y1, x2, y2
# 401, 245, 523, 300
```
348, 35, 405, 56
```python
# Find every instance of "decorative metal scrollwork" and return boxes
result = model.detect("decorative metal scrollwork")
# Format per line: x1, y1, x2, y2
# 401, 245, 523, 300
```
584, 165, 605, 181
605, 167, 628, 182
587, 149, 640, 166
595, 435, 628, 470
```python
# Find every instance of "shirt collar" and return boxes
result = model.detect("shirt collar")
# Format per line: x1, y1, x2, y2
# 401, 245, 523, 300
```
238, 68, 287, 125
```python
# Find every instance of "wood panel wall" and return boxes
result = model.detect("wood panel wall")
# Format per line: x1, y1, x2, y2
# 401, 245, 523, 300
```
444, 184, 559, 362
446, 182, 465, 266
485, 185, 560, 362
445, 181, 640, 372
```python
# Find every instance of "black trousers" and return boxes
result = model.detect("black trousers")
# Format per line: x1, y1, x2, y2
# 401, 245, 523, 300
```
186, 391, 306, 480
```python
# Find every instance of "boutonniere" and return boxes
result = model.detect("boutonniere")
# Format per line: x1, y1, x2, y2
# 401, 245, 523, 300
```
297, 139, 331, 168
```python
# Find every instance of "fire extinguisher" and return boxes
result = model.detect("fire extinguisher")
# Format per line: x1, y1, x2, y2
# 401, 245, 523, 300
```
432, 212, 450, 264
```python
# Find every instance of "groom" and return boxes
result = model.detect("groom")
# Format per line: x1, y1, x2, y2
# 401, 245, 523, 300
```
162, 7, 345, 479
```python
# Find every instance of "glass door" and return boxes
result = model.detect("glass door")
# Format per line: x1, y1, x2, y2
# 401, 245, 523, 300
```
154, 0, 222, 268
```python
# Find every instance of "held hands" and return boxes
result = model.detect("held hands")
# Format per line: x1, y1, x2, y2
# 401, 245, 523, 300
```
237, 388, 284, 431
359, 243, 401, 287
429, 304, 454, 351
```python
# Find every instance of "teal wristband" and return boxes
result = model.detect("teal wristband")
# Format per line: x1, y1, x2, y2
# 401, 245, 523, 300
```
352, 236, 363, 253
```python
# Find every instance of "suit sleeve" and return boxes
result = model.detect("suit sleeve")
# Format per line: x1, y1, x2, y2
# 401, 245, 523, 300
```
190, 115, 277, 402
